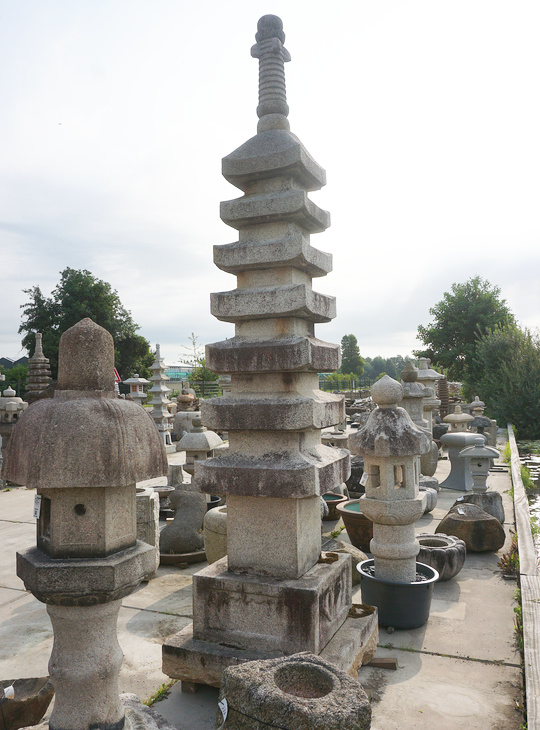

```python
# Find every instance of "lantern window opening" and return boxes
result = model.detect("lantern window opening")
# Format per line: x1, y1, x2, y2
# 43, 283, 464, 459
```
369, 465, 380, 489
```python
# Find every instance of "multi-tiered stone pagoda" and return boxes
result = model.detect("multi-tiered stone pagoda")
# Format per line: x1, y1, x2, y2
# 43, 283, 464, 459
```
163, 15, 377, 688
25, 333, 52, 403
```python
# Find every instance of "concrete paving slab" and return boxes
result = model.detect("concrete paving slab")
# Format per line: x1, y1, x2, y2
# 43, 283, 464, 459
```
0, 591, 52, 679
124, 572, 194, 617
358, 646, 522, 730
0, 485, 36, 523
0, 521, 35, 590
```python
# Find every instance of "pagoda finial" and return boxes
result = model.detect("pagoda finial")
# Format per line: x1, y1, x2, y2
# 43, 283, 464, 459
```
34, 332, 44, 357
251, 15, 291, 132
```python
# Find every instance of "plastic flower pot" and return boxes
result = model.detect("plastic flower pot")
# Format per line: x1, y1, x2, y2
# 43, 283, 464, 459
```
357, 559, 439, 629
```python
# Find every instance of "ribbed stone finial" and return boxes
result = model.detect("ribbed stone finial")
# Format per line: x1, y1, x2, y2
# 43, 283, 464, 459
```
34, 332, 44, 357
371, 375, 403, 408
400, 361, 418, 383
57, 318, 115, 392
251, 14, 291, 131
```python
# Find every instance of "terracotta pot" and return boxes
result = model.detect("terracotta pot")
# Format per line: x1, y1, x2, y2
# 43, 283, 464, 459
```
336, 499, 373, 552
321, 493, 348, 521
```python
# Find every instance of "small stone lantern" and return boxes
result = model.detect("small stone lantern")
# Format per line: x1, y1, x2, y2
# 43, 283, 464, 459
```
416, 357, 443, 432
123, 373, 150, 406
444, 405, 474, 432
459, 436, 499, 494
469, 396, 485, 417
350, 375, 430, 583
176, 416, 223, 477
3, 319, 168, 730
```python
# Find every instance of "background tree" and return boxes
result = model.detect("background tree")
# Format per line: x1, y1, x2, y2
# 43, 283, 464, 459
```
416, 276, 514, 384
473, 324, 540, 438
179, 333, 219, 383
0, 363, 28, 397
19, 268, 153, 380
340, 335, 364, 376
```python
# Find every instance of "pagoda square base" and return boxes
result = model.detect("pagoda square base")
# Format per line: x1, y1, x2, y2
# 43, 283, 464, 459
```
162, 608, 378, 689
190, 555, 351, 654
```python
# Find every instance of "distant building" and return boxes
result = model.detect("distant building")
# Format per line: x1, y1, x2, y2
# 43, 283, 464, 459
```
0, 356, 28, 370
164, 365, 193, 383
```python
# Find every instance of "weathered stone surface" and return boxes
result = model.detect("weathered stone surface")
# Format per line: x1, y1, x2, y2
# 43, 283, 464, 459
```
453, 491, 505, 524
136, 486, 160, 577
57, 318, 115, 391
436, 503, 505, 552
220, 189, 330, 233
0, 677, 54, 730
206, 336, 339, 374
4, 396, 168, 489
202, 391, 343, 431
17, 541, 157, 605
420, 486, 438, 513
159, 491, 206, 555
214, 227, 331, 276
203, 505, 228, 565
192, 555, 351, 654
439, 430, 481, 491
226, 495, 321, 579
194, 444, 350, 498
321, 538, 367, 586
217, 652, 371, 730
211, 283, 335, 323
416, 532, 466, 581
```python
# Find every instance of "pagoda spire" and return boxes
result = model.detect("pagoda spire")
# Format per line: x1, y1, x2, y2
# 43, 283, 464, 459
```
251, 14, 291, 130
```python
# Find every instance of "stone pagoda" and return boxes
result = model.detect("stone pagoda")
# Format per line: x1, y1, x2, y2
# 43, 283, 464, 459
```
148, 344, 173, 445
25, 333, 52, 403
416, 357, 443, 431
163, 15, 377, 688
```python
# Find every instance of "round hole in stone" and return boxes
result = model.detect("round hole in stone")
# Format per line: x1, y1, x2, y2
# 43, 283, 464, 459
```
418, 537, 448, 548
74, 504, 86, 516
274, 662, 334, 699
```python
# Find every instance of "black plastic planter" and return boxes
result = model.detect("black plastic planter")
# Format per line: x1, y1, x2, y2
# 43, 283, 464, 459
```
357, 559, 439, 629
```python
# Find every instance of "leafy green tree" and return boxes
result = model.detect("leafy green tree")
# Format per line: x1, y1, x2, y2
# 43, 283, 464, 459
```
19, 268, 153, 380
340, 335, 364, 376
416, 277, 514, 383
0, 363, 28, 397
473, 324, 540, 438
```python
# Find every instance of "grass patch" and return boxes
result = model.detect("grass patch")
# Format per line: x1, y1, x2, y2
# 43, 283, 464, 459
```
497, 532, 519, 578
330, 525, 345, 538
142, 680, 177, 706
503, 442, 511, 464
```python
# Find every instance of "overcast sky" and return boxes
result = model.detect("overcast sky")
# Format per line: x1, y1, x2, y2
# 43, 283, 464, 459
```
1, 1, 539, 368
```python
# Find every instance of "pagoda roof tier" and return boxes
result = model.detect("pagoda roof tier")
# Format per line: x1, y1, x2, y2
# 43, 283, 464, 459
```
194, 444, 350, 499
214, 228, 331, 277
202, 390, 344, 432
211, 284, 335, 323
220, 189, 329, 233
222, 129, 326, 192
206, 336, 339, 374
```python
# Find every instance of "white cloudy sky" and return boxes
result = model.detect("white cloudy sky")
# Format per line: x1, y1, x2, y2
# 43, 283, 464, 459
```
1, 1, 539, 367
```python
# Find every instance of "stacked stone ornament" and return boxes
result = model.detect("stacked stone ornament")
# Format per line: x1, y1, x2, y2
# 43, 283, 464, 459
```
162, 15, 377, 688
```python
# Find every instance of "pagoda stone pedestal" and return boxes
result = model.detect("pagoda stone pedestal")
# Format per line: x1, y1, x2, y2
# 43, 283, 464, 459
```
162, 15, 377, 688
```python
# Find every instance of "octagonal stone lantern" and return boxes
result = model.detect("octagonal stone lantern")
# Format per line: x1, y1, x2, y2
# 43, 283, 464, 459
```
3, 319, 168, 730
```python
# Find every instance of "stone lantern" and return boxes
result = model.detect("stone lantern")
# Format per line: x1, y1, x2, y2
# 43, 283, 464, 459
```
469, 396, 485, 417
459, 436, 499, 493
3, 318, 168, 730
444, 404, 474, 432
440, 406, 481, 491
456, 436, 505, 522
400, 361, 439, 481
0, 385, 28, 464
351, 375, 430, 583
123, 373, 150, 406
176, 416, 224, 478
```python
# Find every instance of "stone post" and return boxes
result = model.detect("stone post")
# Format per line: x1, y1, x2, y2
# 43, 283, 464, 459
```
3, 318, 168, 730
350, 376, 430, 583
162, 15, 377, 688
